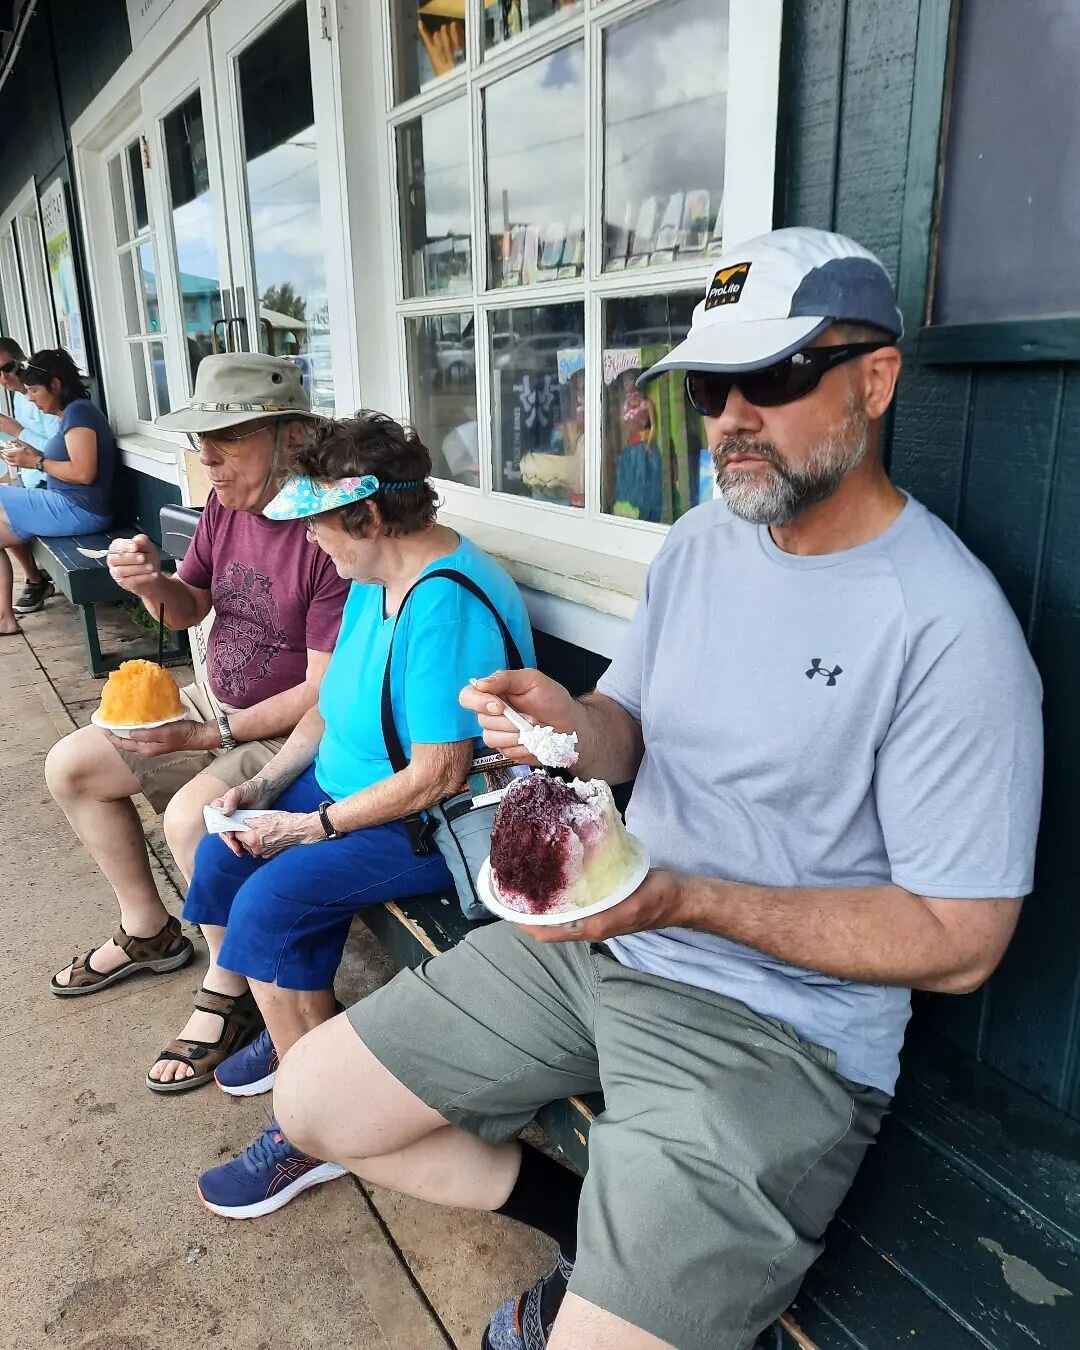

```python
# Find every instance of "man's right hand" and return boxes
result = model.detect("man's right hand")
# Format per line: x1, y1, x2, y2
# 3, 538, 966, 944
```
107, 534, 165, 598
460, 669, 579, 765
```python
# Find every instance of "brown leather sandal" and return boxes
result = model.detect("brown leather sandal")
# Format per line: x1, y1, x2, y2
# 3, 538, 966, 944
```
146, 987, 264, 1094
50, 914, 193, 998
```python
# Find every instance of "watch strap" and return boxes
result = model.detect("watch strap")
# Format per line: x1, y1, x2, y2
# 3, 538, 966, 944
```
318, 800, 340, 839
216, 712, 237, 751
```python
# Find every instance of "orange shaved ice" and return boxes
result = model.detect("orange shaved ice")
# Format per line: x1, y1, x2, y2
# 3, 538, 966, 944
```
99, 660, 183, 726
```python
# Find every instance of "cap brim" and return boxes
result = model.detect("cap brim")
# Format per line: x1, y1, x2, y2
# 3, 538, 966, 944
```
639, 316, 830, 385
155, 406, 317, 434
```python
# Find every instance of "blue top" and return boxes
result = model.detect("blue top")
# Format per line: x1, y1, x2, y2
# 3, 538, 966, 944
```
12, 389, 61, 452
42, 399, 117, 517
315, 535, 535, 800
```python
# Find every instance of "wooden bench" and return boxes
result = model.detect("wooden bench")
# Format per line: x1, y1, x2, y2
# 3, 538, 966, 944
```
360, 894, 1080, 1350
30, 530, 187, 677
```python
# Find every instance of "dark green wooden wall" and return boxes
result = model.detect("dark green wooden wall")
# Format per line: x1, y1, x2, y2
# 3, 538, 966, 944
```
783, 0, 1079, 1118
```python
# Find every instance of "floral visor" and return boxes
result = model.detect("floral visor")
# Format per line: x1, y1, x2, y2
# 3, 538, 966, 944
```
263, 474, 421, 521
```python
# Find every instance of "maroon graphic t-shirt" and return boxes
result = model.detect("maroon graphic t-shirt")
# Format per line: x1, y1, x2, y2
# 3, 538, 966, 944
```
178, 494, 349, 708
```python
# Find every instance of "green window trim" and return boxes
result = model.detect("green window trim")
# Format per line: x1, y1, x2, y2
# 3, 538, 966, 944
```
915, 319, 1080, 366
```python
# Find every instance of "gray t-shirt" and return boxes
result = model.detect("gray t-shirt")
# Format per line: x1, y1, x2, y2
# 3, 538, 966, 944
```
597, 494, 1043, 1094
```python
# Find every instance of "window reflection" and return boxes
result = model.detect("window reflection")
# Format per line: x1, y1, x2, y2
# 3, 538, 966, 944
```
406, 312, 479, 488
237, 2, 333, 413
602, 294, 709, 523
485, 0, 581, 52
392, 0, 467, 102
490, 303, 585, 508
163, 92, 224, 389
486, 44, 585, 288
603, 0, 728, 271
399, 99, 472, 299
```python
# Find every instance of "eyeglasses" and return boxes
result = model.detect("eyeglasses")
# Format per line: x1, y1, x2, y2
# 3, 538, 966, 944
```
684, 342, 889, 417
0, 360, 18, 375
186, 423, 274, 452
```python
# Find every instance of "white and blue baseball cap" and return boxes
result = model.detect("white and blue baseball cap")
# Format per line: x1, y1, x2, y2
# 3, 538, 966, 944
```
640, 227, 903, 384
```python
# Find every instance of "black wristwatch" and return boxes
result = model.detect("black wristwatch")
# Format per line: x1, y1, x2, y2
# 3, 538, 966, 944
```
34, 452, 45, 473
318, 800, 341, 840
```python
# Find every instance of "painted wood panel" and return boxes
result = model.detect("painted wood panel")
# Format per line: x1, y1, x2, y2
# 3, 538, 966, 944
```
784, 0, 1080, 1117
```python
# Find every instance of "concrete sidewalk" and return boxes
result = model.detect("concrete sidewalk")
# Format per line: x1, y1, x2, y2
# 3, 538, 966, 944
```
1, 600, 550, 1350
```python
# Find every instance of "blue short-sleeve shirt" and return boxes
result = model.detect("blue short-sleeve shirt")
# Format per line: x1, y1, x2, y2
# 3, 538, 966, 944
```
314, 535, 535, 800
43, 399, 117, 516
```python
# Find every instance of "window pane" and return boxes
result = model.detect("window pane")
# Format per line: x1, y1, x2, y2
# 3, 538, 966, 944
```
108, 154, 129, 245
138, 241, 162, 333
603, 0, 728, 272
237, 2, 334, 413
405, 312, 478, 487
130, 343, 151, 420
935, 0, 1080, 322
489, 302, 585, 507
602, 294, 708, 523
398, 99, 472, 299
486, 43, 585, 289
118, 249, 142, 336
163, 91, 224, 391
150, 340, 170, 415
127, 139, 149, 234
392, 0, 466, 103
484, 0, 581, 53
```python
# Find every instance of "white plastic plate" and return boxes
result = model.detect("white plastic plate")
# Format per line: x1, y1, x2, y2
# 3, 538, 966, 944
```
476, 836, 650, 927
90, 709, 190, 735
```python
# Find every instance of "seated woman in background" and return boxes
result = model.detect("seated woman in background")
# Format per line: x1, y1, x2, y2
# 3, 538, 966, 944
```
148, 411, 535, 1219
0, 348, 116, 633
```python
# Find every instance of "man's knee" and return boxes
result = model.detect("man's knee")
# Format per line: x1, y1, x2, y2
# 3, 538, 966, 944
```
274, 1025, 331, 1157
162, 785, 209, 868
45, 726, 124, 804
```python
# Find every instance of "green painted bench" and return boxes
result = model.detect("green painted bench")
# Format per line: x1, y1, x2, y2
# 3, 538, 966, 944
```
30, 530, 187, 677
360, 894, 1080, 1350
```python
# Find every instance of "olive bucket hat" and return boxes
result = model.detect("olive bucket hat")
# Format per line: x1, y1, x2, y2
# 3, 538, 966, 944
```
155, 353, 316, 435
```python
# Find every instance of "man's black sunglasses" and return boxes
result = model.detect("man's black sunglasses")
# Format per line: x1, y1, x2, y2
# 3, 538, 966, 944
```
684, 342, 889, 417
0, 360, 18, 375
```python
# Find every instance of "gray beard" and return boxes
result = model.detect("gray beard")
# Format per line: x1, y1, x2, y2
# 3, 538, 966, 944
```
712, 411, 871, 526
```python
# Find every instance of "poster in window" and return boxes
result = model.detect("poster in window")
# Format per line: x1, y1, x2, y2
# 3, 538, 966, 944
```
40, 179, 88, 375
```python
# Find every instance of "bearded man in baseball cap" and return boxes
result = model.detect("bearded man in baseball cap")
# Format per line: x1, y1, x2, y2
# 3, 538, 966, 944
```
46, 354, 349, 1099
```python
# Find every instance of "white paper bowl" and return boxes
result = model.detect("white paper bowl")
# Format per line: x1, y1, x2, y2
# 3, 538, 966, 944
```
477, 836, 650, 927
90, 709, 190, 736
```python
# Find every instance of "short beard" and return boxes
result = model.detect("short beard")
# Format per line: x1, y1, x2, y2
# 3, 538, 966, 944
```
713, 404, 870, 526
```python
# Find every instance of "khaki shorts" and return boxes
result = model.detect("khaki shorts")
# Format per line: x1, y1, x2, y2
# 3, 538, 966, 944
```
348, 923, 889, 1350
114, 681, 286, 814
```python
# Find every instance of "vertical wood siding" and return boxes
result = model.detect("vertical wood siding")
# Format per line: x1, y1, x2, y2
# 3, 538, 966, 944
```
784, 0, 1080, 1116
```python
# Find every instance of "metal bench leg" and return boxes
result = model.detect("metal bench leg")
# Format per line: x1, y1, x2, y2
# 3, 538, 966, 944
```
78, 605, 105, 678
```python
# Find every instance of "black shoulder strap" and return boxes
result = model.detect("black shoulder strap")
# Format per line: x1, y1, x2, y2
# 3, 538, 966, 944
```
380, 568, 525, 775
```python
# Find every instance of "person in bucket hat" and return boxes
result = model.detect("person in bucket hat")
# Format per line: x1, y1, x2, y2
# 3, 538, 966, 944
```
46, 354, 350, 1101
275, 229, 1041, 1350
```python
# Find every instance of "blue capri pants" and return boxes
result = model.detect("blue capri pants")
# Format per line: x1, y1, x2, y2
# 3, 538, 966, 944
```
182, 765, 453, 989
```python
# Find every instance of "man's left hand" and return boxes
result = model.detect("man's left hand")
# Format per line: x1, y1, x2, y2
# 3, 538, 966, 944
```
523, 868, 689, 944
103, 719, 217, 758
232, 810, 323, 859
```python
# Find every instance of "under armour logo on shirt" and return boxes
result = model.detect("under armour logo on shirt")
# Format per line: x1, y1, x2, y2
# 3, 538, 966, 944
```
806, 658, 843, 686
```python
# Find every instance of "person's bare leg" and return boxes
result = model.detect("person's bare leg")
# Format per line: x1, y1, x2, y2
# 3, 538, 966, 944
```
148, 921, 248, 1083
0, 514, 27, 630
10, 541, 41, 584
249, 979, 337, 1060
548, 1295, 674, 1350
162, 769, 229, 885
47, 726, 172, 985
276, 1014, 521, 1207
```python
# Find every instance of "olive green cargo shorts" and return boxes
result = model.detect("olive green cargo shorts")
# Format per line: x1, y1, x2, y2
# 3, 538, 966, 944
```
348, 922, 889, 1350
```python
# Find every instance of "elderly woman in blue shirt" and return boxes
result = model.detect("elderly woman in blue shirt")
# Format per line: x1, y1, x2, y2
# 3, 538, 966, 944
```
0, 348, 116, 632
166, 411, 534, 1219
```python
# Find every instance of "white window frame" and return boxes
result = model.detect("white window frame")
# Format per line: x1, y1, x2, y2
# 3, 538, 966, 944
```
0, 177, 59, 356
352, 0, 782, 565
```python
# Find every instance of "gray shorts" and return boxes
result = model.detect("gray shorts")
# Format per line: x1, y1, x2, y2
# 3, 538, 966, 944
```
348, 922, 889, 1350
115, 681, 285, 814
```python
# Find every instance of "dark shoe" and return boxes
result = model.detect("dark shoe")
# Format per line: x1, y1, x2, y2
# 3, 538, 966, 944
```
147, 986, 264, 1094
14, 578, 55, 613
481, 1253, 574, 1349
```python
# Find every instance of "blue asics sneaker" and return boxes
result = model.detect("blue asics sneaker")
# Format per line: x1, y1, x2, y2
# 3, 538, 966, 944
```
215, 1027, 278, 1097
197, 1121, 346, 1219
